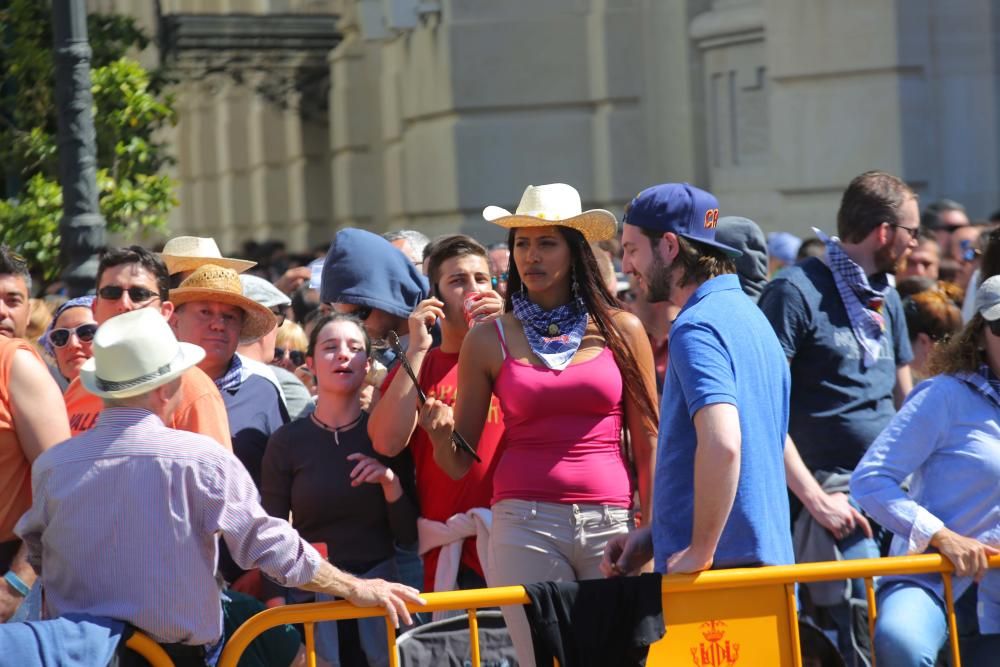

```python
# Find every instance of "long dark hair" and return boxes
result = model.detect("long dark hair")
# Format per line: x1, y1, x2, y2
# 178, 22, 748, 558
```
505, 227, 658, 430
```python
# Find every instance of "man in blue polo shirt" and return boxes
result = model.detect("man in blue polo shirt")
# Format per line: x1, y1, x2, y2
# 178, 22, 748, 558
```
603, 183, 793, 575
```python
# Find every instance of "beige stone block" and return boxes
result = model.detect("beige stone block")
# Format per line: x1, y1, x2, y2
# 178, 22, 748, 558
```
768, 72, 907, 189
446, 111, 596, 214
764, 0, 912, 78
445, 15, 591, 110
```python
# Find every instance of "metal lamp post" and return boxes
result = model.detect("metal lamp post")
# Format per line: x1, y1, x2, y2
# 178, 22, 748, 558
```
52, 0, 105, 296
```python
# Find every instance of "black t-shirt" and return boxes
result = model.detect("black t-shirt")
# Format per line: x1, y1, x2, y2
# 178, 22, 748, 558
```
261, 413, 418, 572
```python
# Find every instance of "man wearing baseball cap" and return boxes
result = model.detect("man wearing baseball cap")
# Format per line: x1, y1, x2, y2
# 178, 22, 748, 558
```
604, 183, 793, 577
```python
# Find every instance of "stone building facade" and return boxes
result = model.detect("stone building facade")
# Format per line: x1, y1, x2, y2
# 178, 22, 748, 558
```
109, 0, 1000, 249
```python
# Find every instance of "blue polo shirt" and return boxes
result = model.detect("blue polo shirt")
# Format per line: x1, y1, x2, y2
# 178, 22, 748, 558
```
652, 274, 794, 571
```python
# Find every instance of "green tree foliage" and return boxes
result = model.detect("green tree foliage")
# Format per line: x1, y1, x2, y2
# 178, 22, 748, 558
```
0, 0, 177, 281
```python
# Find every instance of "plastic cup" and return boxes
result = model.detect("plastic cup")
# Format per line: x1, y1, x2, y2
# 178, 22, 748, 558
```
463, 292, 482, 326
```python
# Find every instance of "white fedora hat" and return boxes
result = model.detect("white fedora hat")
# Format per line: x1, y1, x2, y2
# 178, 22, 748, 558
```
79, 309, 205, 399
483, 183, 618, 242
160, 236, 256, 275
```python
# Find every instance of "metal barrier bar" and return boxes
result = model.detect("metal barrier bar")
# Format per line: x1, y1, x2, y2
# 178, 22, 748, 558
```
864, 576, 878, 667
124, 631, 175, 667
942, 573, 961, 667
784, 583, 802, 667
467, 609, 481, 666
217, 555, 1000, 667
303, 622, 316, 667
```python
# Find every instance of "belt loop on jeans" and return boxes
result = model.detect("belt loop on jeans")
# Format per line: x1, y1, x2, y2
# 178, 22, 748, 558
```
530, 501, 537, 519
602, 505, 612, 522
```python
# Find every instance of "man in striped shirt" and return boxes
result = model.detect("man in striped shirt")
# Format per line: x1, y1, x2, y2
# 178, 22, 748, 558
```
16, 309, 423, 662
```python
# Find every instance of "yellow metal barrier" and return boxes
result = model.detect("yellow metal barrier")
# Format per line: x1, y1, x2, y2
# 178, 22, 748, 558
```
217, 554, 1000, 667
124, 630, 175, 667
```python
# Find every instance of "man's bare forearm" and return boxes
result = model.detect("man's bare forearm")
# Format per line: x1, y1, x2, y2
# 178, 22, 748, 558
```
299, 560, 360, 599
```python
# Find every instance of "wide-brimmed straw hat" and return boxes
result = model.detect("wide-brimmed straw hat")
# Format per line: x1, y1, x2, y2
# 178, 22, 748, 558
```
170, 264, 277, 341
160, 236, 256, 275
483, 183, 618, 242
79, 308, 205, 399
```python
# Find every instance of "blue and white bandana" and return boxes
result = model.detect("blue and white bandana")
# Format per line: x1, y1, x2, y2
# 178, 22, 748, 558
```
816, 228, 890, 368
215, 354, 244, 392
956, 365, 1000, 410
511, 292, 588, 371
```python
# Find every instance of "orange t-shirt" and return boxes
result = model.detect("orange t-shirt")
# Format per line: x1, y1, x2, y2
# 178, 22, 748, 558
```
0, 338, 38, 541
64, 366, 232, 449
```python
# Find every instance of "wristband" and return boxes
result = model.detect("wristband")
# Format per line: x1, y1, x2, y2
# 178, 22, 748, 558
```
3, 571, 29, 597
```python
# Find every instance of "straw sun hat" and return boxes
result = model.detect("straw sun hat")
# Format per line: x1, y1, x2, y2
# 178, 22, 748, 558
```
483, 183, 618, 242
79, 308, 205, 399
170, 264, 277, 341
160, 236, 256, 275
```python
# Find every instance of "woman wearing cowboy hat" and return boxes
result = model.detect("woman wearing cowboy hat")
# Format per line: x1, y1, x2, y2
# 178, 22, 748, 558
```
417, 183, 659, 666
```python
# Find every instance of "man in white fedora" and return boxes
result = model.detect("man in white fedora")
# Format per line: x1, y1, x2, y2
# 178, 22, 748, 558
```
63, 246, 232, 449
15, 308, 424, 663
160, 236, 256, 286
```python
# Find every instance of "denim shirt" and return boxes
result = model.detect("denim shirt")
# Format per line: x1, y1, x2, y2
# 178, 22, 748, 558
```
851, 372, 1000, 632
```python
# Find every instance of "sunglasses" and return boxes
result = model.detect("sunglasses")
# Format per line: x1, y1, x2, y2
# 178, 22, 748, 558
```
491, 272, 509, 289
49, 323, 98, 348
274, 347, 306, 366
98, 285, 160, 303
271, 309, 286, 328
987, 319, 1000, 338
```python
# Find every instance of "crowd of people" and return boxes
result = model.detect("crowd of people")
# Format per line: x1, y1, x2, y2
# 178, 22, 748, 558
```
0, 171, 998, 666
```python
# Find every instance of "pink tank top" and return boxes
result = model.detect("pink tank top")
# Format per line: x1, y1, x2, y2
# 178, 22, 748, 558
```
490, 321, 631, 507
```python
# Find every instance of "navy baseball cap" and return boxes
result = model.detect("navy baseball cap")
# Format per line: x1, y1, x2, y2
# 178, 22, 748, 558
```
623, 183, 742, 257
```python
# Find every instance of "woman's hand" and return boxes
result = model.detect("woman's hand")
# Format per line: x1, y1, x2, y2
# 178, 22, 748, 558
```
346, 453, 402, 502
931, 527, 1000, 582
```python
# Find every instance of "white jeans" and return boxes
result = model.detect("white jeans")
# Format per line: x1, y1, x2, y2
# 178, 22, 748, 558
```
487, 499, 632, 667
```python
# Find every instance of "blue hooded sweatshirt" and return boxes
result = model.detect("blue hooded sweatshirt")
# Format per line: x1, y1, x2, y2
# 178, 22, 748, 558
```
319, 228, 428, 318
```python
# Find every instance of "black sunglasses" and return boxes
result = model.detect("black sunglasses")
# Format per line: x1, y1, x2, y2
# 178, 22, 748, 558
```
271, 310, 286, 328
98, 285, 160, 303
274, 347, 306, 366
49, 323, 98, 348
987, 319, 1000, 338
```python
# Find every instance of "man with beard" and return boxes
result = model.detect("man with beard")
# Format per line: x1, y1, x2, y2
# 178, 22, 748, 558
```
757, 170, 916, 663
604, 183, 793, 577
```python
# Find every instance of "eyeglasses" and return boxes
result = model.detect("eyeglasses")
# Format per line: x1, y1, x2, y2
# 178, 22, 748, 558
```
491, 272, 509, 289
271, 309, 286, 328
97, 285, 160, 303
49, 323, 98, 348
887, 223, 919, 240
274, 347, 305, 366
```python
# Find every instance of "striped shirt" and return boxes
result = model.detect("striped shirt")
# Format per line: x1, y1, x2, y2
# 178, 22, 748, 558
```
15, 408, 322, 645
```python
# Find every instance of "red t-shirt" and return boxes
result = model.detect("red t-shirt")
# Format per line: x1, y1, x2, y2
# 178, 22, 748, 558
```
382, 348, 504, 591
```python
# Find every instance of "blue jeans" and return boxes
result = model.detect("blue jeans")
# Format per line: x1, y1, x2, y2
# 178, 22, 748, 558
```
314, 558, 400, 667
876, 581, 1000, 667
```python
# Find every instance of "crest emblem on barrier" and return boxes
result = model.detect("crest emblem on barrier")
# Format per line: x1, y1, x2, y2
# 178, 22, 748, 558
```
690, 620, 740, 666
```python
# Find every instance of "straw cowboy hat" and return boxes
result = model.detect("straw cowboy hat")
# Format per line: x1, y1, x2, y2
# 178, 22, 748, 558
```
170, 264, 277, 341
160, 236, 256, 275
79, 308, 205, 399
483, 183, 618, 242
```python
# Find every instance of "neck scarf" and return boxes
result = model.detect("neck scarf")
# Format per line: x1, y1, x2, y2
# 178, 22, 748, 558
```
511, 292, 588, 371
816, 228, 890, 368
215, 354, 243, 392
956, 364, 1000, 410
